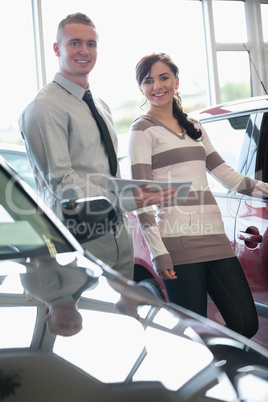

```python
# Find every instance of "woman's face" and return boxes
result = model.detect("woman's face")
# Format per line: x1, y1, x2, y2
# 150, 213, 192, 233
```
139, 61, 179, 110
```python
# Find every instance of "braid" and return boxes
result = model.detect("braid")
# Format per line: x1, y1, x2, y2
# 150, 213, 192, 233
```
172, 96, 202, 141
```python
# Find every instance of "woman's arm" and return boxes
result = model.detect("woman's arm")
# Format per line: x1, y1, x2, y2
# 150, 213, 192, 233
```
129, 124, 175, 275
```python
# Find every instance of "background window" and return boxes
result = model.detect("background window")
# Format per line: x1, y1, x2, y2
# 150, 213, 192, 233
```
212, 0, 247, 43
0, 0, 267, 147
41, 0, 209, 134
217, 51, 251, 102
0, 0, 37, 145
261, 3, 268, 42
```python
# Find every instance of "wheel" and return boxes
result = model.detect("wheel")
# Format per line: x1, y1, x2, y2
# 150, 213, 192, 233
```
138, 278, 165, 300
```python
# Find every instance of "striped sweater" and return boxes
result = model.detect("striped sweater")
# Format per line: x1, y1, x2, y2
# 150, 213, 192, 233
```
129, 115, 268, 273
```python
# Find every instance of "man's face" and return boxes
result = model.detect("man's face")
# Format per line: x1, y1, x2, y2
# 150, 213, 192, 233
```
53, 23, 98, 84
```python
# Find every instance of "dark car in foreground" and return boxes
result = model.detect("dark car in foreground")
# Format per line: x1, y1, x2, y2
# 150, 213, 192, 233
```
1, 157, 268, 401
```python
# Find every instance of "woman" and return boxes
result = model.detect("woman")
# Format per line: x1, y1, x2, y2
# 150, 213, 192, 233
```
129, 52, 268, 338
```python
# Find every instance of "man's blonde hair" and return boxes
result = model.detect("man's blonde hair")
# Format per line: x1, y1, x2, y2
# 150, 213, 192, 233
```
56, 12, 95, 43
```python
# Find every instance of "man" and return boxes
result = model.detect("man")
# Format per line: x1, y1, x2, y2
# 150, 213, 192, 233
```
19, 13, 174, 279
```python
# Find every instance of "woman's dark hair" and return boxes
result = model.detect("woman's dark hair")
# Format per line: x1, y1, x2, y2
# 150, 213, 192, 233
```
136, 53, 202, 141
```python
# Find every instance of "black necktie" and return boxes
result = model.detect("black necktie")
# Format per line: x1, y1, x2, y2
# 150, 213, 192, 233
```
83, 90, 117, 176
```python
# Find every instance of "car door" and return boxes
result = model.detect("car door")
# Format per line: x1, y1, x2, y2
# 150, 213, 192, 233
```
200, 111, 253, 249
199, 112, 256, 317
234, 111, 268, 347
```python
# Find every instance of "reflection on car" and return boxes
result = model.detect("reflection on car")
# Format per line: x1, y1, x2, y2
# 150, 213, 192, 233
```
20, 257, 99, 337
1, 156, 268, 401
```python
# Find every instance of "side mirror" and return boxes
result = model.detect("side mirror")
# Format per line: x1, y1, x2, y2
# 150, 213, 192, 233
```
61, 196, 118, 242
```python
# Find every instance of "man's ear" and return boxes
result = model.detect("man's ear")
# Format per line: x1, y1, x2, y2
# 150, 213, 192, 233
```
53, 42, 60, 57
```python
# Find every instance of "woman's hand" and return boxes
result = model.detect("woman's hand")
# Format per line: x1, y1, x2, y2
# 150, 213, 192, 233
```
132, 184, 176, 208
158, 269, 177, 280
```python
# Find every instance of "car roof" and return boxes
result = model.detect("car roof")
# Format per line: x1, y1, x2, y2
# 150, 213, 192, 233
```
190, 95, 268, 120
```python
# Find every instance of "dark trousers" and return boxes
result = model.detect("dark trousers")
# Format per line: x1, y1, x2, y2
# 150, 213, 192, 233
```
163, 257, 258, 338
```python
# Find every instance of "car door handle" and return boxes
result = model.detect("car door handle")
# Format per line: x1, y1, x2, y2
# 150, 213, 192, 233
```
238, 231, 263, 244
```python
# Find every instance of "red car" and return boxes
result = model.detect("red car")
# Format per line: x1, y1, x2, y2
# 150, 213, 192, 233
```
130, 96, 268, 349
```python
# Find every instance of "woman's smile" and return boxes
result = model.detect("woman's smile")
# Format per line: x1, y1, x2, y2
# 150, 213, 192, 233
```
153, 92, 167, 98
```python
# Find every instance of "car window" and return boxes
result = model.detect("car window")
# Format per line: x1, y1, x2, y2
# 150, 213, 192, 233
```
202, 114, 251, 194
254, 112, 268, 182
1, 151, 31, 175
0, 149, 37, 190
0, 166, 74, 259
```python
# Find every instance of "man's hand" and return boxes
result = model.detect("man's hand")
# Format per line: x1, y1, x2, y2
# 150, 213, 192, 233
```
132, 184, 177, 208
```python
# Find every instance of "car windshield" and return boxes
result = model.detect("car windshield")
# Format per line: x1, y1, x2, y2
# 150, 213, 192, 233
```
0, 165, 74, 259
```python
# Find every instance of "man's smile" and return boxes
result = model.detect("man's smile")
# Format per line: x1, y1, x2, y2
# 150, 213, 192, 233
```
75, 59, 90, 64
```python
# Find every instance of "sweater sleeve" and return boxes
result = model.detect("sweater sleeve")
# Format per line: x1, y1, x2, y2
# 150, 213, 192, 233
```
197, 121, 268, 198
129, 122, 174, 274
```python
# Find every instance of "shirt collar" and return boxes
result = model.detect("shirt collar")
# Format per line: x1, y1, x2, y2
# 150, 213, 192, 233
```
53, 73, 88, 101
